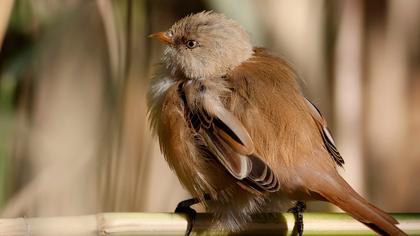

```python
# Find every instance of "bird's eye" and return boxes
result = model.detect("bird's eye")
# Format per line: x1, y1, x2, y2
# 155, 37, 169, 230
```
186, 40, 198, 49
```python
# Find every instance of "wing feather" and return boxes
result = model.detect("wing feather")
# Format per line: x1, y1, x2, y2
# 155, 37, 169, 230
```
304, 98, 345, 166
202, 129, 251, 179
203, 108, 280, 192
178, 83, 280, 192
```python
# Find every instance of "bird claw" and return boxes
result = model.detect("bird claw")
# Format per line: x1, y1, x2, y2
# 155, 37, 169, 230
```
175, 199, 199, 236
288, 201, 306, 236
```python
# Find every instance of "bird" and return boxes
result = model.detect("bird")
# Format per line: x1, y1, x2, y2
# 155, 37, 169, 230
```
147, 11, 406, 236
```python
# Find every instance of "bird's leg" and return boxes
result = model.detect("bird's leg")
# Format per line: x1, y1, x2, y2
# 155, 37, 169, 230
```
288, 201, 306, 236
175, 194, 211, 236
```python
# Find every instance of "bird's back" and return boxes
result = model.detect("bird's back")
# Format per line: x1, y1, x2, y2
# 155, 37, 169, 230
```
227, 48, 339, 193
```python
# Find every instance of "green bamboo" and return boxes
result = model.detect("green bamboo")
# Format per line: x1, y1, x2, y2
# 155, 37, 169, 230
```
0, 212, 419, 235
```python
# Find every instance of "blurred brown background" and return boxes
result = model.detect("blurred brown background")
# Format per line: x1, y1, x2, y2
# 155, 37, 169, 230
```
0, 0, 419, 217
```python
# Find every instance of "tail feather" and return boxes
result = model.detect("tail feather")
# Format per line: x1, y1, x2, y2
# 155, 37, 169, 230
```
316, 175, 406, 236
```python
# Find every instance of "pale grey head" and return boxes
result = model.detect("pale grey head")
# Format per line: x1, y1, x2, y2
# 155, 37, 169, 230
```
150, 11, 253, 79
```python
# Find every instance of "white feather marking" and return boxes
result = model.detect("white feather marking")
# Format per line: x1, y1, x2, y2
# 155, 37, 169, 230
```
323, 127, 336, 145
239, 155, 252, 178
304, 98, 322, 120
151, 77, 175, 100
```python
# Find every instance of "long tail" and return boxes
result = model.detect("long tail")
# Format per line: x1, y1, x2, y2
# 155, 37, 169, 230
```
316, 175, 407, 236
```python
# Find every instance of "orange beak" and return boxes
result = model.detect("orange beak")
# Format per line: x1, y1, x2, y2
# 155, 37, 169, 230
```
148, 31, 172, 45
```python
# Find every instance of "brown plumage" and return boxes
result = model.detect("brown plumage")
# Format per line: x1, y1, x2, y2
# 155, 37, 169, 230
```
148, 11, 406, 235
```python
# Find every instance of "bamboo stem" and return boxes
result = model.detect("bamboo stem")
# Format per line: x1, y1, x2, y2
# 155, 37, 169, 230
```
0, 213, 419, 236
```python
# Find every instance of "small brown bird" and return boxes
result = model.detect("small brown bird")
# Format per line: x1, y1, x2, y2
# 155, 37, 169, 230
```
148, 11, 406, 235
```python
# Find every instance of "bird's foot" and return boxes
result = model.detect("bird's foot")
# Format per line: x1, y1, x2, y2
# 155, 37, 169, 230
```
175, 195, 210, 236
288, 201, 306, 236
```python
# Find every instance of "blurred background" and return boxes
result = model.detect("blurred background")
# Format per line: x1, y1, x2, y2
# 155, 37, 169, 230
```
0, 0, 419, 218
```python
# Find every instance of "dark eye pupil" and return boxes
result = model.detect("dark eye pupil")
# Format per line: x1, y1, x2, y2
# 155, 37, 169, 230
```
186, 40, 197, 49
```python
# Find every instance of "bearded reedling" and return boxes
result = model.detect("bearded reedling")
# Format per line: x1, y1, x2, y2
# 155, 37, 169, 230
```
148, 11, 407, 236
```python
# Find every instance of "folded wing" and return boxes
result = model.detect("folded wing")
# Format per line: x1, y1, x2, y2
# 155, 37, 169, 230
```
199, 106, 280, 192
179, 84, 280, 192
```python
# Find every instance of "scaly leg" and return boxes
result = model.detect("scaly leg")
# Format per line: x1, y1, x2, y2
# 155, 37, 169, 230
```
288, 201, 306, 236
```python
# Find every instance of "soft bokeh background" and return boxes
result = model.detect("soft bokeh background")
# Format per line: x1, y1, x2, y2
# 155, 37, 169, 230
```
0, 0, 419, 217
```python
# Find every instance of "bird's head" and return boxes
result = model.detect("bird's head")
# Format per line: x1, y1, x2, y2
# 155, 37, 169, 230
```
150, 11, 253, 79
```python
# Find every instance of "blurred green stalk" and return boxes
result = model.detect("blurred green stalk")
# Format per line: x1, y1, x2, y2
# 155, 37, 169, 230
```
0, 74, 14, 209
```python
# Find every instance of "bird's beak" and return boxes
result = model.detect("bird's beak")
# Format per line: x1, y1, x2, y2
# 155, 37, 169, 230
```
148, 31, 172, 45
